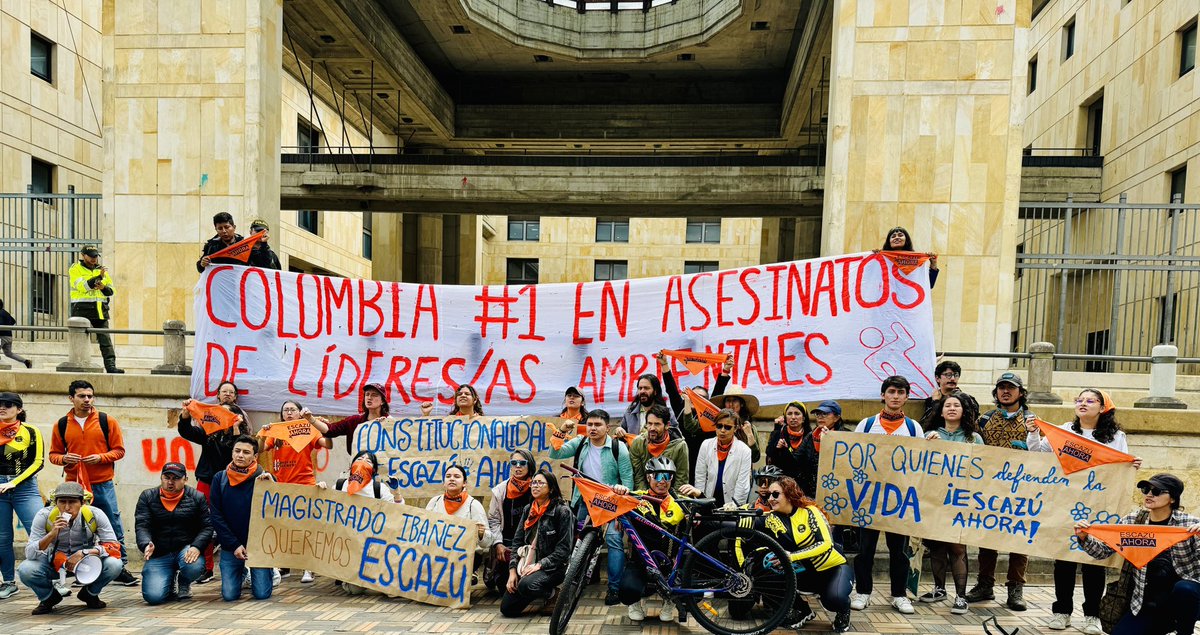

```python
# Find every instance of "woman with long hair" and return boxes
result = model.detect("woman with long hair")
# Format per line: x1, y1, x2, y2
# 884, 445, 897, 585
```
260, 400, 332, 584
447, 384, 484, 418
427, 464, 496, 576
500, 468, 574, 617
767, 401, 811, 485
324, 383, 391, 454
880, 226, 940, 287
680, 409, 752, 507
486, 450, 536, 593
0, 392, 44, 600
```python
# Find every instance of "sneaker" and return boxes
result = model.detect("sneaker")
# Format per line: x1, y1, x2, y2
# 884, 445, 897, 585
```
1081, 616, 1102, 634
788, 604, 815, 629
177, 581, 193, 600
849, 592, 870, 610
1006, 585, 1027, 611
1047, 613, 1071, 630
279, 568, 291, 578
242, 571, 251, 589
659, 600, 677, 622
964, 582, 995, 603
31, 589, 63, 615
605, 588, 621, 606
272, 569, 282, 587
115, 568, 139, 586
951, 596, 969, 614
627, 599, 646, 621
890, 596, 915, 614
301, 571, 314, 584
77, 589, 106, 609
919, 587, 947, 603
52, 580, 72, 597
195, 570, 215, 585
23, 360, 32, 369
0, 581, 17, 599
832, 609, 851, 633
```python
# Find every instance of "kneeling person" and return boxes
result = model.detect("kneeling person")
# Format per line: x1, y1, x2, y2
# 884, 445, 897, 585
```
614, 457, 686, 623
209, 435, 275, 602
19, 482, 123, 614
135, 462, 211, 604
500, 469, 574, 617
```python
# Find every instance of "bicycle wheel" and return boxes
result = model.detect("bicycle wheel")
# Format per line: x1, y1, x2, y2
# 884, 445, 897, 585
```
549, 530, 601, 635
678, 525, 796, 635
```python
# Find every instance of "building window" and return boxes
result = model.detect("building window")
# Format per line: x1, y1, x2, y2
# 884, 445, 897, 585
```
1085, 329, 1110, 372
31, 32, 52, 83
507, 219, 540, 242
1170, 165, 1188, 203
297, 118, 322, 154
1062, 17, 1076, 61
1159, 294, 1179, 345
32, 271, 55, 315
506, 258, 538, 285
1027, 56, 1038, 94
298, 210, 320, 235
684, 261, 720, 275
1010, 330, 1020, 366
361, 212, 373, 259
30, 158, 54, 194
1015, 242, 1025, 279
594, 260, 628, 281
1084, 94, 1104, 157
685, 220, 721, 244
595, 220, 629, 243
1181, 21, 1197, 77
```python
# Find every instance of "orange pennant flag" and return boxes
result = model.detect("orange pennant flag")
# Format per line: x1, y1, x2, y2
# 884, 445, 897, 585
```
572, 477, 642, 526
1034, 419, 1136, 474
258, 420, 321, 453
660, 349, 729, 377
207, 232, 266, 264
546, 421, 569, 451
878, 250, 933, 274
1083, 524, 1195, 569
685, 388, 720, 433
185, 401, 243, 436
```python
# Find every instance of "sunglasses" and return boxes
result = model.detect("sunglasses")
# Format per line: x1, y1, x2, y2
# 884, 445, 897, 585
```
0, 401, 18, 409
510, 460, 529, 467
715, 424, 736, 431
756, 477, 777, 487
768, 491, 783, 499
1139, 485, 1168, 497
651, 472, 673, 483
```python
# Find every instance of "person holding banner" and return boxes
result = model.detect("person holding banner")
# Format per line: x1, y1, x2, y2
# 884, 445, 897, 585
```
629, 405, 689, 495
325, 383, 391, 454
426, 464, 496, 581
0, 392, 44, 601
921, 360, 961, 425
197, 213, 246, 272
500, 468, 574, 618
657, 353, 730, 480
209, 435, 275, 602
1074, 473, 1200, 635
134, 462, 211, 604
881, 227, 939, 288
850, 375, 924, 614
612, 456, 685, 623
1026, 388, 1142, 633
486, 449, 536, 593
767, 401, 812, 487
680, 409, 752, 508
617, 374, 676, 439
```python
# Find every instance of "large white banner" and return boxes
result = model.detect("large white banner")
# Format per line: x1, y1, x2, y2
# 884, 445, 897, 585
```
191, 253, 936, 415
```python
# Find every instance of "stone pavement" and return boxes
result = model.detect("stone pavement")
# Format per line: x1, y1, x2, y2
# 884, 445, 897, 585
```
2, 573, 1093, 634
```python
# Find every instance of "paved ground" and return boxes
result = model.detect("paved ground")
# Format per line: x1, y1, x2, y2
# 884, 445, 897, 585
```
2, 572, 1093, 634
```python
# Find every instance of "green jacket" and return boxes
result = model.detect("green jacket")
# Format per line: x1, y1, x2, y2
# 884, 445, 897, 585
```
550, 435, 634, 504
629, 436, 690, 495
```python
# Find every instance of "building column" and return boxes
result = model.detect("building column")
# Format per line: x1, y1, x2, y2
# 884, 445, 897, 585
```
822, 0, 1028, 365
101, 0, 282, 332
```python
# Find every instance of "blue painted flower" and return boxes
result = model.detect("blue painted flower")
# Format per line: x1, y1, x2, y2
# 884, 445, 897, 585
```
851, 509, 873, 528
1069, 535, 1084, 552
821, 473, 841, 492
852, 468, 868, 485
1069, 502, 1092, 522
1092, 511, 1121, 526
824, 493, 849, 516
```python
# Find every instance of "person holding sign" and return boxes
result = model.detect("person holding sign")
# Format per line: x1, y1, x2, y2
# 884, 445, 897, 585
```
919, 391, 983, 615
325, 383, 392, 455
0, 392, 44, 601
558, 387, 588, 436
881, 226, 939, 288
612, 456, 685, 623
486, 449, 536, 593
209, 435, 275, 602
134, 462, 211, 604
849, 375, 924, 615
658, 352, 730, 481
767, 401, 812, 487
1074, 474, 1200, 635
426, 464, 496, 582
196, 213, 245, 272
710, 385, 762, 463
629, 405, 689, 495
500, 469, 574, 618
680, 409, 752, 508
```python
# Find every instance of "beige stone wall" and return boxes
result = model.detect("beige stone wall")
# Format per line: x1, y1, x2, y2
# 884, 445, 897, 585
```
479, 216, 763, 284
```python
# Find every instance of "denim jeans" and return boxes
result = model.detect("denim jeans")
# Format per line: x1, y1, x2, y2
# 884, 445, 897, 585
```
88, 480, 127, 563
1112, 580, 1200, 635
574, 503, 625, 592
0, 474, 43, 582
18, 555, 122, 601
141, 548, 206, 605
219, 550, 272, 601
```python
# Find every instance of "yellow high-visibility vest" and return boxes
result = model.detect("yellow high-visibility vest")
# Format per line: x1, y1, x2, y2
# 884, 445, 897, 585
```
69, 261, 113, 319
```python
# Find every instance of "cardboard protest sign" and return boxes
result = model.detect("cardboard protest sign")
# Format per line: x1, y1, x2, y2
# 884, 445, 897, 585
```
660, 349, 729, 377
206, 232, 265, 263
355, 416, 566, 499
816, 432, 1133, 566
184, 401, 242, 435
259, 420, 322, 452
191, 253, 936, 415
1082, 524, 1195, 569
248, 482, 478, 607
1033, 419, 1136, 474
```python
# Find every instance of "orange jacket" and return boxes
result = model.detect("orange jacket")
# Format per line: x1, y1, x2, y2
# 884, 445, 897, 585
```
48, 409, 125, 484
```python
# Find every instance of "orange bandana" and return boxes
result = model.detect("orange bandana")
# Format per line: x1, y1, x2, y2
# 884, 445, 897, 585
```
716, 439, 733, 462
443, 493, 469, 516
658, 493, 676, 516
546, 421, 569, 451
524, 498, 549, 529
659, 349, 729, 376
225, 462, 254, 487
1033, 419, 1136, 474
785, 427, 805, 451
1083, 524, 1194, 569
506, 475, 531, 500
754, 497, 772, 512
347, 461, 374, 496
647, 434, 670, 458
572, 477, 641, 526
879, 411, 905, 435
159, 487, 183, 512
0, 420, 19, 446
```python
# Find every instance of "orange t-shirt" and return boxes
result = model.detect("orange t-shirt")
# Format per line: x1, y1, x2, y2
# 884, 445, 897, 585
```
270, 436, 320, 485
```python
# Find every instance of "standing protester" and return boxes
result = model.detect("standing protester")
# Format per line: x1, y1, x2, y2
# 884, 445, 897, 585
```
967, 372, 1036, 610
324, 383, 390, 455
681, 409, 752, 507
196, 212, 244, 272
1027, 389, 1142, 634
658, 352, 729, 480
549, 409, 634, 605
767, 401, 811, 486
446, 384, 484, 418
918, 391, 982, 615
921, 360, 960, 425
558, 387, 588, 436
1074, 473, 1200, 635
48, 380, 137, 585
0, 392, 44, 600
486, 450, 535, 593
177, 381, 251, 585
69, 246, 123, 373
614, 456, 685, 623
134, 462, 211, 605
426, 464, 496, 581
850, 375, 924, 615
247, 219, 281, 269
209, 435, 275, 602
710, 386, 762, 462
629, 404, 689, 494
0, 300, 32, 368
882, 226, 940, 287
500, 469, 574, 618
19, 482, 123, 614
617, 373, 676, 439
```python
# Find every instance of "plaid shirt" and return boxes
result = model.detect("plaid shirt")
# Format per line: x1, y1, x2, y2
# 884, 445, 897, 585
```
1080, 509, 1200, 614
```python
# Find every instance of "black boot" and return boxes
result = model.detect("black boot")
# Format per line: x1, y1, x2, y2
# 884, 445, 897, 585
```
32, 589, 63, 615
105, 366, 125, 374
78, 588, 107, 609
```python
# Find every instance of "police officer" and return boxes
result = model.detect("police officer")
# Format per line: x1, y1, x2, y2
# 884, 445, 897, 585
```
68, 246, 122, 373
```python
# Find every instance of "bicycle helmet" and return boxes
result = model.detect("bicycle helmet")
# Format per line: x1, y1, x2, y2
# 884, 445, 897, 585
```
754, 465, 785, 480
644, 456, 677, 475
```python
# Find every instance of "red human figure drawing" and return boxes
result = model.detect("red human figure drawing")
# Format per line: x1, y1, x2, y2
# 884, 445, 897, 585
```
859, 323, 935, 398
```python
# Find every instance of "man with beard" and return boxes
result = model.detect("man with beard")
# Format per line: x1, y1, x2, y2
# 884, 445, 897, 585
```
209, 436, 275, 602
921, 360, 960, 425
964, 373, 1036, 611
134, 462, 211, 604
629, 405, 689, 495
616, 374, 677, 439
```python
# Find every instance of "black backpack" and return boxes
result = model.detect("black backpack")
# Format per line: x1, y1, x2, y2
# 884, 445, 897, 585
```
57, 412, 112, 451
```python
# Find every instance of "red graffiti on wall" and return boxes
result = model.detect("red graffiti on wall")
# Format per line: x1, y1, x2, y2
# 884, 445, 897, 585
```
142, 437, 198, 473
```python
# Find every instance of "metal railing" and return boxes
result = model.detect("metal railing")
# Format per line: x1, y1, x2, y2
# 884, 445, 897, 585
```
0, 320, 192, 375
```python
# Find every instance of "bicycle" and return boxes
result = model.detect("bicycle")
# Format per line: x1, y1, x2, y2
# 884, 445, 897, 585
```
548, 468, 797, 635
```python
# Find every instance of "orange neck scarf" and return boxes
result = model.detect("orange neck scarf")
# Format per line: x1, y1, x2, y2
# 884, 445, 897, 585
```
659, 493, 676, 516
785, 427, 805, 451
524, 498, 549, 529
159, 487, 184, 512
879, 410, 905, 435
647, 434, 670, 458
226, 462, 254, 487
754, 496, 772, 512
716, 439, 733, 462
0, 420, 19, 446
443, 492, 469, 516
506, 475, 531, 500
347, 461, 374, 496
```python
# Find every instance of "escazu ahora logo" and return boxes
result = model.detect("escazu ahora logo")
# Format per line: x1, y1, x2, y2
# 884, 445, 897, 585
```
590, 496, 618, 512
1118, 532, 1158, 548
1059, 440, 1093, 463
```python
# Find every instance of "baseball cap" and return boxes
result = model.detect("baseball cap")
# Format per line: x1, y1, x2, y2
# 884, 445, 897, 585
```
250, 219, 270, 232
1136, 474, 1184, 500
80, 246, 101, 257
564, 386, 583, 398
161, 462, 187, 478
811, 400, 842, 416
995, 372, 1024, 388
0, 392, 23, 408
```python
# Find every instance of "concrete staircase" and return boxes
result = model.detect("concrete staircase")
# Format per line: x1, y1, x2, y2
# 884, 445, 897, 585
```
0, 338, 193, 375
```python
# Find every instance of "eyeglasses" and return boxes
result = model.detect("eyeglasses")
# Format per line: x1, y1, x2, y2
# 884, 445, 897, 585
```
715, 424, 736, 431
651, 473, 673, 483
530, 480, 547, 488
768, 491, 783, 499
1139, 485, 1167, 497
0, 401, 17, 409
1074, 398, 1100, 406
939, 372, 961, 379
509, 460, 528, 468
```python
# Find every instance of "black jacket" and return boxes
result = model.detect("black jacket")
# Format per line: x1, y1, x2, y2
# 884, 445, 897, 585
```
509, 501, 574, 579
196, 235, 279, 272
134, 485, 212, 557
177, 411, 248, 484
0, 308, 14, 338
